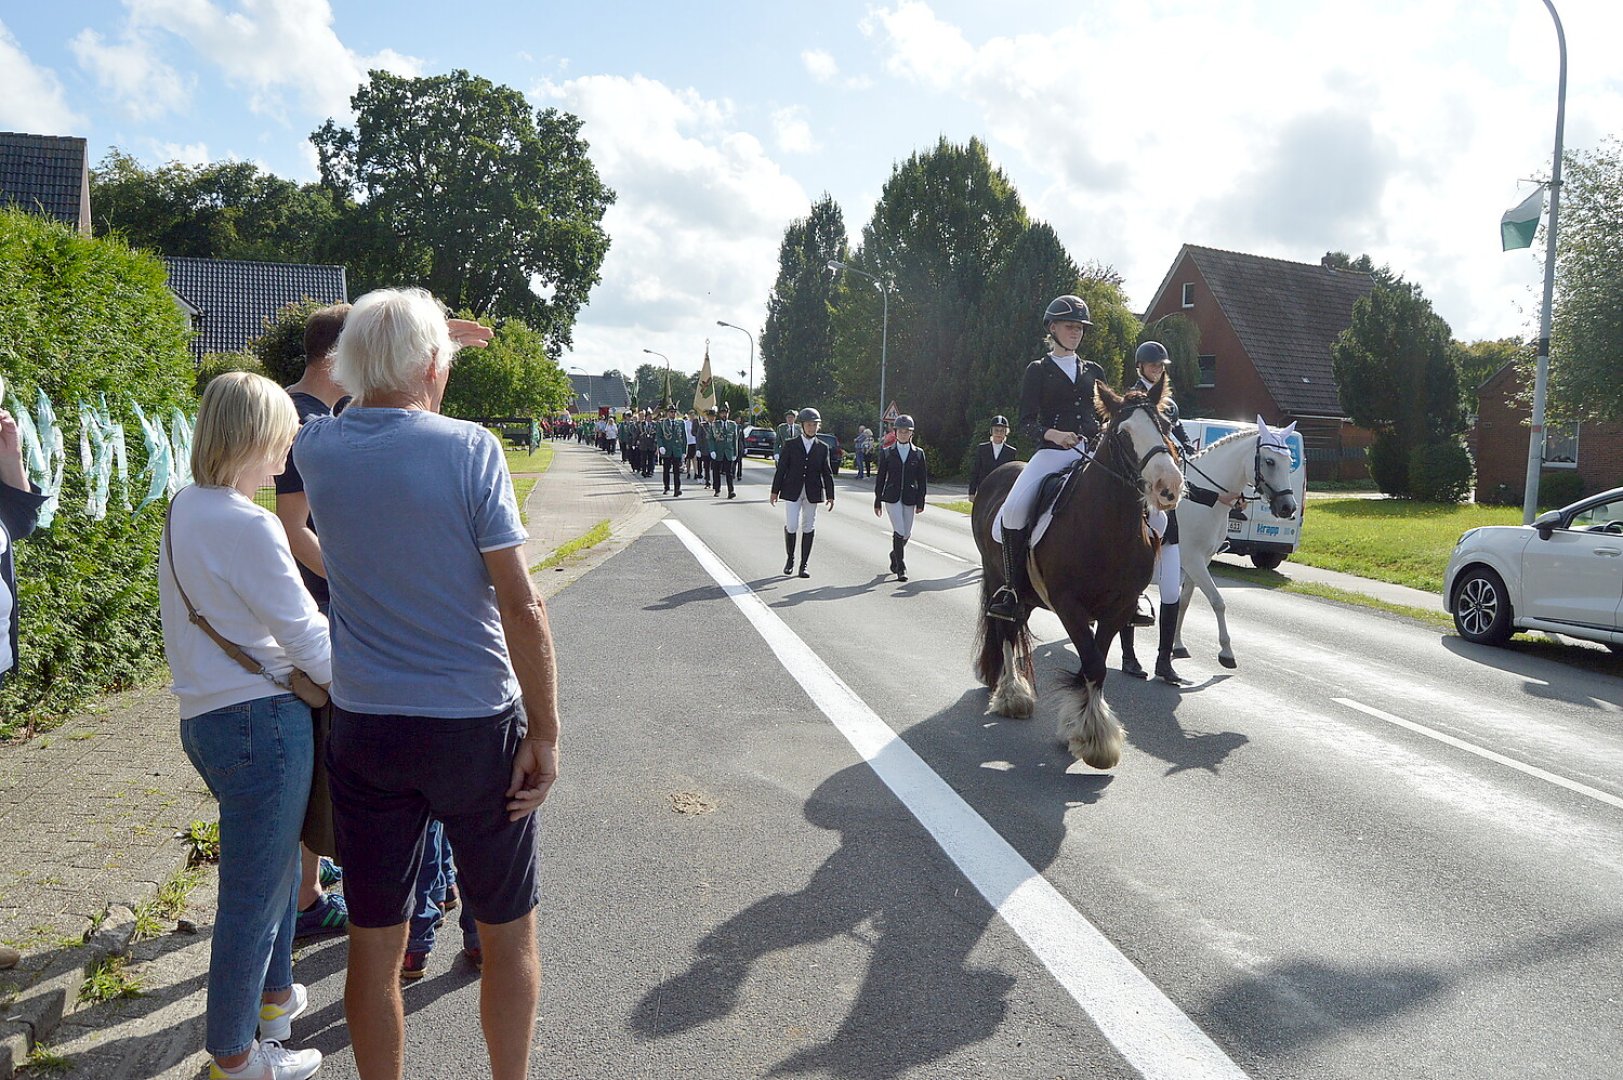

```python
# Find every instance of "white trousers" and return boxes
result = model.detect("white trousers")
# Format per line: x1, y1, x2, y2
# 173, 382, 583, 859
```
784, 498, 820, 534
884, 501, 915, 539
998, 447, 1081, 531
1146, 509, 1182, 605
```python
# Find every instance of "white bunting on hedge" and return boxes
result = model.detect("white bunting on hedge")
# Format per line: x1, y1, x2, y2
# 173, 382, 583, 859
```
1500, 186, 1546, 251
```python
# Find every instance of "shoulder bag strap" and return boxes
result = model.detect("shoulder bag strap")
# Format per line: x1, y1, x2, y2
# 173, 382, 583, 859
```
164, 495, 278, 683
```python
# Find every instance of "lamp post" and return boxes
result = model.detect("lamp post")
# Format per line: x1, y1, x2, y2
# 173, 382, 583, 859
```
715, 320, 754, 424
827, 260, 889, 438
1521, 0, 1567, 525
642, 348, 670, 406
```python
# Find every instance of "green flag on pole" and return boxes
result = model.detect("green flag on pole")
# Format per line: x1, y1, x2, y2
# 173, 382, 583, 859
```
1500, 186, 1546, 250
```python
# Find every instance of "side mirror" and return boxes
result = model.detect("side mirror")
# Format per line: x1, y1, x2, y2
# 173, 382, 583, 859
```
1533, 509, 1561, 540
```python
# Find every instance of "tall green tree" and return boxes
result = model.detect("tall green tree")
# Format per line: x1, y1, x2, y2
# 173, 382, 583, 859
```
90, 150, 339, 262
1332, 276, 1464, 496
1549, 138, 1623, 421
761, 194, 847, 419
1073, 262, 1141, 389
1140, 312, 1202, 413
312, 69, 614, 353
1449, 337, 1525, 414
441, 317, 572, 419
630, 362, 670, 408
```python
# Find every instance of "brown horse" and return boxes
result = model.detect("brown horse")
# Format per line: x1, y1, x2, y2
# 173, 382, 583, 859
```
971, 378, 1184, 769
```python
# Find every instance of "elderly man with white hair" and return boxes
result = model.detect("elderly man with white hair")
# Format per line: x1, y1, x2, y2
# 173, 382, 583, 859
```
294, 288, 559, 1080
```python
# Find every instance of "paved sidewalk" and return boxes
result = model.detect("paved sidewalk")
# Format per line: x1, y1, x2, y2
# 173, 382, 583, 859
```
0, 440, 661, 1078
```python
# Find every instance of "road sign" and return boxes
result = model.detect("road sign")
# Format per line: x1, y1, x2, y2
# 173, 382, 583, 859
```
883, 401, 901, 422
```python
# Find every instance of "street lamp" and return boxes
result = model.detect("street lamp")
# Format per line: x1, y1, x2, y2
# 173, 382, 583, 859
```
642, 348, 671, 406
827, 260, 889, 439
715, 320, 755, 424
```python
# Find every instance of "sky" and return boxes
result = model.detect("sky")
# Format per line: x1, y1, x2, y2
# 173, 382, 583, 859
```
3, 0, 1620, 381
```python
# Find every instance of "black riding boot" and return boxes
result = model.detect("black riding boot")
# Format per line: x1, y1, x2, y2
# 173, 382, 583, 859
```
987, 527, 1029, 621
1154, 603, 1189, 685
893, 534, 908, 582
784, 531, 797, 575
1120, 627, 1147, 679
890, 533, 905, 577
798, 530, 815, 578
1133, 593, 1155, 627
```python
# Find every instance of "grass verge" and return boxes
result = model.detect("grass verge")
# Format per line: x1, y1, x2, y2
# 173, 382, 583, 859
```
506, 443, 556, 474
1210, 563, 1452, 630
1293, 498, 1525, 593
513, 476, 538, 526
933, 500, 973, 515
531, 519, 612, 574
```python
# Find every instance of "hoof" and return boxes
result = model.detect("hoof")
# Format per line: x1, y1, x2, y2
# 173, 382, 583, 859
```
1171, 646, 1191, 660
1218, 655, 1237, 669
1068, 738, 1121, 771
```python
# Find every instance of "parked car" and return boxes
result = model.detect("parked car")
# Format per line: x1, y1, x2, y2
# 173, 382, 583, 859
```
1442, 486, 1623, 654
742, 425, 777, 457
815, 433, 845, 475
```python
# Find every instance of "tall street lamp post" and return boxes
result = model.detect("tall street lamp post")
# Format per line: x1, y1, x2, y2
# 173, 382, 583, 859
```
642, 348, 671, 406
1521, 0, 1567, 525
827, 260, 889, 438
715, 320, 755, 424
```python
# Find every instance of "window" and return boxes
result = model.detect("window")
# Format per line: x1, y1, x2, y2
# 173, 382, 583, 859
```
1180, 282, 1195, 308
1197, 354, 1216, 389
1543, 422, 1579, 468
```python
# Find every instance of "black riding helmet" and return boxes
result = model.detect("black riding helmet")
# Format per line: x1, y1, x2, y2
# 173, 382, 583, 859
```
797, 407, 822, 423
1134, 341, 1170, 368
1043, 295, 1093, 327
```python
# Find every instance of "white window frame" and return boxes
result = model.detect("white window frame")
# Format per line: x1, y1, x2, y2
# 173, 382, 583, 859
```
1180, 282, 1195, 309
1196, 354, 1216, 389
1543, 421, 1579, 468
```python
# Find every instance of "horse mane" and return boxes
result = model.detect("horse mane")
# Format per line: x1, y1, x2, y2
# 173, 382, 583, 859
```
1193, 424, 1259, 457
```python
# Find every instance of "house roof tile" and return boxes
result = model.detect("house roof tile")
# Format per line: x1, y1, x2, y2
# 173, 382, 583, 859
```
568, 372, 631, 412
0, 131, 87, 226
161, 256, 348, 359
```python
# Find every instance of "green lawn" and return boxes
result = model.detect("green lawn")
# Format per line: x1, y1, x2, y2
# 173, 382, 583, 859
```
513, 475, 537, 525
506, 443, 556, 474
1293, 499, 1523, 593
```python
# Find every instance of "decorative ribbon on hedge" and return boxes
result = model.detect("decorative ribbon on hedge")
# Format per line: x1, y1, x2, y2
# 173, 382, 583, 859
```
5, 383, 66, 528
79, 395, 131, 521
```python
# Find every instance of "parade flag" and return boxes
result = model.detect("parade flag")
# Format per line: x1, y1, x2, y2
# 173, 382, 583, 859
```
1501, 186, 1545, 250
694, 344, 716, 414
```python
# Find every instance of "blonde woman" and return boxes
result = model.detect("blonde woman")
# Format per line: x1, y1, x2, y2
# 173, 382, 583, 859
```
160, 372, 329, 1080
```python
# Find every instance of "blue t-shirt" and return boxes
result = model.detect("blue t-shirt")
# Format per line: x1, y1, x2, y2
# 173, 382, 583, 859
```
293, 408, 528, 717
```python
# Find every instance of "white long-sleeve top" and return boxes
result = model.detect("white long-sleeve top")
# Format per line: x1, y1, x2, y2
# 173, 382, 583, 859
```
159, 485, 331, 720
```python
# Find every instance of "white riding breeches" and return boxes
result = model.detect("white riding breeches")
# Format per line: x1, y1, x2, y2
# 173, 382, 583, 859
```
885, 501, 915, 539
998, 447, 1081, 532
1146, 508, 1182, 605
784, 498, 820, 534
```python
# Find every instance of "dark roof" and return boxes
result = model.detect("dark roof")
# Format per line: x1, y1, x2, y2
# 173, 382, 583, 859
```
568, 372, 631, 411
161, 256, 347, 359
1175, 245, 1375, 417
0, 131, 88, 229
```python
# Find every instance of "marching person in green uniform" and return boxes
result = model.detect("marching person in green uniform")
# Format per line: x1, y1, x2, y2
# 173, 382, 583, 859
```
657, 403, 687, 496
706, 405, 739, 499
774, 409, 797, 462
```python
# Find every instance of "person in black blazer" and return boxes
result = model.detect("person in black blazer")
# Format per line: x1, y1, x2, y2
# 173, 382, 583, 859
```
873, 415, 927, 582
770, 407, 835, 578
986, 294, 1106, 621
966, 415, 1017, 500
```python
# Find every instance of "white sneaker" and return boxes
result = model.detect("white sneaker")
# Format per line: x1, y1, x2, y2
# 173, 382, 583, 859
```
258, 983, 309, 1042
209, 1040, 321, 1080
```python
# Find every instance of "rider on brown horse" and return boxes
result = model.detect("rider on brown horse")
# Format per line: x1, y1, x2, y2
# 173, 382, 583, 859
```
985, 295, 1106, 622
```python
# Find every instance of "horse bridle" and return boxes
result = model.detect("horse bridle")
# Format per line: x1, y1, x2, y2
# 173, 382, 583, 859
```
1089, 400, 1181, 495
1254, 442, 1293, 510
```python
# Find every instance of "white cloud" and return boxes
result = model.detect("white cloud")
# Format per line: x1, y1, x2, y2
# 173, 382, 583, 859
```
802, 48, 838, 82
0, 20, 84, 133
118, 0, 422, 124
772, 106, 819, 154
533, 74, 810, 375
145, 139, 211, 166
70, 28, 190, 121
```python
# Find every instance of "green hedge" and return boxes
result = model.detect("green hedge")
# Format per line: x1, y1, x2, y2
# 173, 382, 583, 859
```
0, 210, 195, 735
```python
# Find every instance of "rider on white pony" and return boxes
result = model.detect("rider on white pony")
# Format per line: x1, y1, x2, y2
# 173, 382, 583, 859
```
986, 295, 1107, 622
1120, 340, 1240, 683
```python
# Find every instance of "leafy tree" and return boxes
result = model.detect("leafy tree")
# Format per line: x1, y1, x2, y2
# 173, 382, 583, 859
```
1139, 312, 1202, 413
1332, 276, 1464, 497
90, 150, 340, 262
441, 317, 572, 419
1548, 138, 1623, 421
248, 299, 332, 385
761, 194, 847, 419
1322, 251, 1377, 274
630, 362, 672, 409
1073, 263, 1141, 389
1448, 337, 1525, 415
312, 69, 615, 353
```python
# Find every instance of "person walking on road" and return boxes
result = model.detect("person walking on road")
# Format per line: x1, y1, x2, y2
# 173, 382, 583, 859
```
295, 288, 559, 1080
771, 407, 835, 578
873, 415, 927, 583
159, 372, 330, 1080
853, 424, 876, 479
708, 405, 739, 499
774, 409, 797, 463
657, 404, 686, 496
966, 415, 1016, 501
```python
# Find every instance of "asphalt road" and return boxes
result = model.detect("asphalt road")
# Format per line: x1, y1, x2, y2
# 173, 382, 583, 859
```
298, 455, 1623, 1080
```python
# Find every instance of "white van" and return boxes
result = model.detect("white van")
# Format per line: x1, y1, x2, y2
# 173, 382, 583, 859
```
1182, 418, 1308, 569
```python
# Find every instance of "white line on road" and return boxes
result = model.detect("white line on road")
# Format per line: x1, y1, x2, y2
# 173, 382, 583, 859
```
1334, 697, 1623, 813
664, 518, 1248, 1080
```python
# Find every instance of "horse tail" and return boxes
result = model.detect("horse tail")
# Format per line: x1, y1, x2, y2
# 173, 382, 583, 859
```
973, 575, 1003, 687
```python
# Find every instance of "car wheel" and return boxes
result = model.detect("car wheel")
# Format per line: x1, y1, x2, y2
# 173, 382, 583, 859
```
1452, 567, 1514, 645
1251, 552, 1285, 570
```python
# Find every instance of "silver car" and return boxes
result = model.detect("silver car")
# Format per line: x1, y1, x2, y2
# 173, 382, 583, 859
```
1443, 485, 1623, 653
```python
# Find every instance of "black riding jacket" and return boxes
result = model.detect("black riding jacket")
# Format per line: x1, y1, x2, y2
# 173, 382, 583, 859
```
1018, 354, 1106, 451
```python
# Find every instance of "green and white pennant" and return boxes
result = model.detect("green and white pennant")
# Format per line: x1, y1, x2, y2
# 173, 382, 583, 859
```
1500, 186, 1546, 251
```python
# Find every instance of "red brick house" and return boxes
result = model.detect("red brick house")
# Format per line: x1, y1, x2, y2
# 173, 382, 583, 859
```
1142, 245, 1376, 481
1471, 362, 1623, 503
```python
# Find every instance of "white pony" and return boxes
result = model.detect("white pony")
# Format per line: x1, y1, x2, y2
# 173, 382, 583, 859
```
1167, 417, 1300, 669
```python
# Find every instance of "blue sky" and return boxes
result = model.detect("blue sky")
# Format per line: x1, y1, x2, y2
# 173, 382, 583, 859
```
3, 1, 1620, 380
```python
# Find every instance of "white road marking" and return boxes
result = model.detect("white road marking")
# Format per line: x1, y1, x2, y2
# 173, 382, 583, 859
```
1334, 697, 1623, 813
664, 518, 1249, 1080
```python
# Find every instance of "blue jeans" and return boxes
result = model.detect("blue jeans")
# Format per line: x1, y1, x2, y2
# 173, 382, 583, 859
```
407, 819, 479, 953
181, 694, 312, 1058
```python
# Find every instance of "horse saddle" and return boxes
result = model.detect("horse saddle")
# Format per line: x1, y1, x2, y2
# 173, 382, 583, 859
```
1035, 459, 1085, 520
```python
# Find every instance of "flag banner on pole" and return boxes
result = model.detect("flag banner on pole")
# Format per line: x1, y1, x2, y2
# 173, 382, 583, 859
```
694, 344, 716, 414
1501, 186, 1546, 250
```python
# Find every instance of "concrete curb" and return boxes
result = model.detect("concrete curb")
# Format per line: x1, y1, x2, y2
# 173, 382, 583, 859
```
0, 904, 138, 1078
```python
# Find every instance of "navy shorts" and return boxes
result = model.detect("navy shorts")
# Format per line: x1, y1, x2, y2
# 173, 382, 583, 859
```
327, 702, 540, 929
